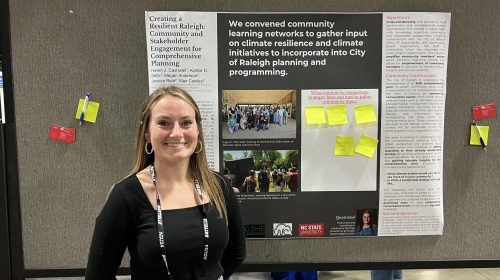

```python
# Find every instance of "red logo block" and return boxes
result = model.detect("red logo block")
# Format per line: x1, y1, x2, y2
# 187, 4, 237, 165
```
298, 224, 324, 237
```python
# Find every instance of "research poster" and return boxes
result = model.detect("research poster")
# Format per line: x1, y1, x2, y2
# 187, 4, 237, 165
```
145, 12, 450, 237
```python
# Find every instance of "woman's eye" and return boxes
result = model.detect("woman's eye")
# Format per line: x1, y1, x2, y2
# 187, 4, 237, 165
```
182, 120, 193, 126
157, 120, 170, 126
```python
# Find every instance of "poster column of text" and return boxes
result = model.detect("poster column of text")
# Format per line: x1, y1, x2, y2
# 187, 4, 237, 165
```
145, 12, 219, 170
379, 13, 451, 236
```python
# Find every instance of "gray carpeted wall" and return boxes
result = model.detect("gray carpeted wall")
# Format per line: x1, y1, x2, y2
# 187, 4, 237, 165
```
8, 0, 499, 270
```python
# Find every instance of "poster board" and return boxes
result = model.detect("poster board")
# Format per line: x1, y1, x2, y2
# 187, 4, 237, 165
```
144, 11, 448, 238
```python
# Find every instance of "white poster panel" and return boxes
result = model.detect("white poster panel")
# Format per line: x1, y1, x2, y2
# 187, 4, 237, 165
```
145, 11, 219, 170
378, 12, 450, 236
301, 89, 379, 191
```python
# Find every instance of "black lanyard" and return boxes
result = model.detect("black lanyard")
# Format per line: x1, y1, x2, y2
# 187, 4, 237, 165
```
150, 165, 209, 279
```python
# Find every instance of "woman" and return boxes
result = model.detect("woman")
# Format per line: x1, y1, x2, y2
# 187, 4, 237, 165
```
239, 112, 247, 130
228, 106, 236, 120
228, 106, 238, 133
356, 209, 377, 236
283, 107, 288, 125
242, 170, 257, 192
228, 115, 239, 134
86, 86, 245, 280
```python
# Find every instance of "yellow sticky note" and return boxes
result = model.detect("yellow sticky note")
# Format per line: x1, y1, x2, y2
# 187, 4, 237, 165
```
75, 99, 100, 123
354, 104, 377, 124
327, 105, 348, 125
335, 136, 355, 156
305, 106, 326, 125
470, 125, 489, 145
355, 134, 379, 158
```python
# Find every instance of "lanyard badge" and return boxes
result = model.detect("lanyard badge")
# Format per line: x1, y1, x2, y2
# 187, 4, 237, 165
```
149, 165, 209, 279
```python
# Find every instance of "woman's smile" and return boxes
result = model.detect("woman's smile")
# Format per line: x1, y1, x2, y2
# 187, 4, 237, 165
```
165, 142, 188, 147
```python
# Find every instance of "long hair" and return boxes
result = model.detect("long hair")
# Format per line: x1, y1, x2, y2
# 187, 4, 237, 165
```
358, 209, 373, 229
129, 86, 227, 221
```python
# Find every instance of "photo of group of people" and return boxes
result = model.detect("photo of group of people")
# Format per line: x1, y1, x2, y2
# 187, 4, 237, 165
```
222, 150, 299, 193
227, 104, 290, 132
221, 90, 297, 139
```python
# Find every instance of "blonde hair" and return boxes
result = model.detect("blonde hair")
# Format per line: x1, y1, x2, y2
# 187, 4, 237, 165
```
129, 86, 227, 221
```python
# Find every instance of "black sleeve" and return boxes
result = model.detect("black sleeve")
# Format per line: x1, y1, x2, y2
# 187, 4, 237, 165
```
85, 184, 131, 280
218, 175, 246, 279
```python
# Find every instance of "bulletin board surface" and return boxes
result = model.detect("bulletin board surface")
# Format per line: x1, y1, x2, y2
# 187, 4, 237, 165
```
4, 0, 499, 276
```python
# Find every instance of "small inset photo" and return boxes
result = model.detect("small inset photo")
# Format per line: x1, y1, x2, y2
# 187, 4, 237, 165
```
355, 208, 378, 236
221, 89, 297, 140
222, 150, 299, 193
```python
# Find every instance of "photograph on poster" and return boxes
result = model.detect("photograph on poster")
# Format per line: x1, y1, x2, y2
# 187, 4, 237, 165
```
221, 89, 297, 139
355, 208, 379, 236
223, 149, 299, 193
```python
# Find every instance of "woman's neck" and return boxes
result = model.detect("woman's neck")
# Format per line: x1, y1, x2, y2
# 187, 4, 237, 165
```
152, 159, 191, 186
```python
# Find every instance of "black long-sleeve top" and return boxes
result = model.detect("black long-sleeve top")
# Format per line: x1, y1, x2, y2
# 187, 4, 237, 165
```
85, 173, 246, 280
